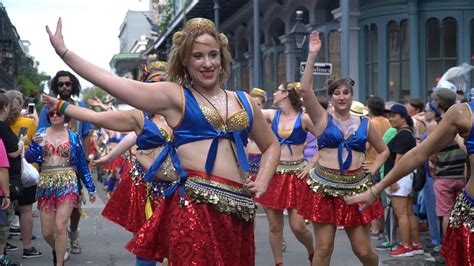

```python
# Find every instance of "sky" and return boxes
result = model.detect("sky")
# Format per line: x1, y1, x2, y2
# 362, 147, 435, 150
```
1, 0, 150, 90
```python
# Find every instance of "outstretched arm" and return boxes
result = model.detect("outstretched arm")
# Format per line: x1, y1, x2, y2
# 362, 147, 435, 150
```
301, 31, 327, 129
94, 133, 137, 166
42, 94, 143, 133
46, 18, 181, 115
346, 104, 462, 209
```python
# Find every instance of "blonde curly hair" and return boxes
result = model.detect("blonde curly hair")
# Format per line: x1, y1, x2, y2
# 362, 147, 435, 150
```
167, 18, 232, 88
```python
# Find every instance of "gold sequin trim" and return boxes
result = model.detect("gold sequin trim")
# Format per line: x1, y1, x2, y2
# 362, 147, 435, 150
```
39, 167, 77, 189
307, 165, 372, 198
448, 191, 474, 234
276, 160, 307, 174
185, 176, 256, 221
199, 104, 249, 131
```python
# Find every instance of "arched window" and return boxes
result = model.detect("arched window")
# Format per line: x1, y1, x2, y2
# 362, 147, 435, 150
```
328, 30, 341, 78
425, 17, 458, 91
365, 24, 378, 97
388, 20, 410, 101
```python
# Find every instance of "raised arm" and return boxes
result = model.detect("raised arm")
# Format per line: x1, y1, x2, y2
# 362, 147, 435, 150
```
246, 99, 280, 197
301, 31, 327, 128
42, 94, 143, 133
46, 18, 181, 115
346, 104, 462, 208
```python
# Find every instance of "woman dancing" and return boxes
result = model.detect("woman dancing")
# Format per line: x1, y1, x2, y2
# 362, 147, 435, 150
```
26, 110, 96, 266
258, 82, 314, 265
299, 31, 389, 266
46, 17, 279, 265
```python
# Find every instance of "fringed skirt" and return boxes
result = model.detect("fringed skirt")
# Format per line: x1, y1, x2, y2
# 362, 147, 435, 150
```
256, 160, 307, 210
440, 190, 474, 266
298, 165, 383, 227
37, 167, 80, 213
102, 160, 162, 233
126, 170, 256, 266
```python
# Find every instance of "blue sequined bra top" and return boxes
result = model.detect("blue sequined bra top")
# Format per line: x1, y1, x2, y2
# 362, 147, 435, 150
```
464, 101, 474, 155
159, 87, 254, 199
317, 114, 369, 172
271, 110, 307, 154
136, 113, 184, 184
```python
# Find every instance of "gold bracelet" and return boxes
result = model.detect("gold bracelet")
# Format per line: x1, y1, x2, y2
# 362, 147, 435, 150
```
369, 186, 379, 200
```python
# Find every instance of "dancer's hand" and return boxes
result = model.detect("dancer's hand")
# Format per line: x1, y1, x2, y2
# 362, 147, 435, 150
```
45, 17, 68, 57
92, 154, 111, 166
362, 162, 377, 176
308, 31, 321, 55
345, 186, 380, 211
41, 94, 59, 111
297, 164, 312, 179
246, 178, 267, 198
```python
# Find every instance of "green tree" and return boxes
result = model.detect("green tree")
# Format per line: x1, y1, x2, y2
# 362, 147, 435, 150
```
80, 86, 108, 108
16, 69, 50, 97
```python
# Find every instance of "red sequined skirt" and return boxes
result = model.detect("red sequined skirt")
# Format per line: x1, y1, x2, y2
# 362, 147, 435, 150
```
104, 155, 125, 171
256, 160, 307, 210
440, 190, 474, 266
126, 170, 256, 265
299, 165, 383, 226
102, 161, 160, 233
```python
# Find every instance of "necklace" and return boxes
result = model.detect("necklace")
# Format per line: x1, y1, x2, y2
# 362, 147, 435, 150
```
192, 87, 229, 131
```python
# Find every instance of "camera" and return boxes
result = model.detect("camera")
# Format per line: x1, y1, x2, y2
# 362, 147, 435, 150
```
28, 103, 35, 114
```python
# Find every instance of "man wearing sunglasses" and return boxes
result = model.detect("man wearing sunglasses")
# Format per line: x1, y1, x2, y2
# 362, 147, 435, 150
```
38, 70, 94, 258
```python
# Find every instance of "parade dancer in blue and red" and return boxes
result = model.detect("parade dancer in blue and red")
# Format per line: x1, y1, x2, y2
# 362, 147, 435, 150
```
258, 82, 314, 265
300, 32, 389, 266
348, 65, 474, 266
46, 17, 280, 265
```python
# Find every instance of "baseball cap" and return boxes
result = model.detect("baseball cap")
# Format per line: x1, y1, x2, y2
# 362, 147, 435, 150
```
385, 104, 408, 118
435, 88, 456, 109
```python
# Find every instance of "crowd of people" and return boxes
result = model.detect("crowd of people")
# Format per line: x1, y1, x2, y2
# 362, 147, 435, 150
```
0, 15, 472, 266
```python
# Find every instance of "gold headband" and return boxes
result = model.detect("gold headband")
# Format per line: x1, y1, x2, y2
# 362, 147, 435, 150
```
148, 61, 168, 72
286, 82, 302, 97
250, 88, 267, 100
184, 18, 216, 33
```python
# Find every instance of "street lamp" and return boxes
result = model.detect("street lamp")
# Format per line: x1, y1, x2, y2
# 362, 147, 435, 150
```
289, 10, 307, 50
288, 10, 307, 80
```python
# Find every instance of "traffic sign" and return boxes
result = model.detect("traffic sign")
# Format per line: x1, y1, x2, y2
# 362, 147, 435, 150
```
300, 62, 332, 75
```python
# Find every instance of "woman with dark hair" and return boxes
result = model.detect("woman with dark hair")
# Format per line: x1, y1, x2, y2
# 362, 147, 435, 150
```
26, 110, 96, 266
407, 98, 426, 143
383, 104, 422, 257
300, 32, 389, 266
258, 82, 314, 265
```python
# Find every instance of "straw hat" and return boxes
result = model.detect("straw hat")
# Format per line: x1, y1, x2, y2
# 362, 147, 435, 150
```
350, 101, 368, 117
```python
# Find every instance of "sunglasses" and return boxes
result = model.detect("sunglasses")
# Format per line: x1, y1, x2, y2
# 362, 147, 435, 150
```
48, 111, 63, 117
57, 81, 72, 88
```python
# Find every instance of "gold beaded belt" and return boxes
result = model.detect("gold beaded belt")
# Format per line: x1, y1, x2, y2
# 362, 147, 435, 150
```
307, 165, 371, 198
185, 176, 256, 222
448, 191, 474, 234
39, 167, 77, 189
276, 160, 307, 174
